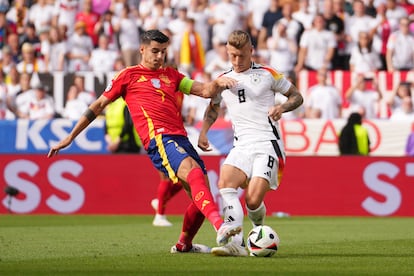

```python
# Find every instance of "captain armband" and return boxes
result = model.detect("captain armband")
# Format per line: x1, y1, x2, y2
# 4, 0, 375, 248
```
83, 108, 97, 122
178, 77, 194, 95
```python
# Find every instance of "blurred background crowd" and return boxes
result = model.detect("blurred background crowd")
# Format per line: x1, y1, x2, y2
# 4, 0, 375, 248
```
0, 0, 414, 123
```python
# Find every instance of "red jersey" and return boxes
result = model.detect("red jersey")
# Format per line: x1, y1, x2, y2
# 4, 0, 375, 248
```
103, 65, 187, 149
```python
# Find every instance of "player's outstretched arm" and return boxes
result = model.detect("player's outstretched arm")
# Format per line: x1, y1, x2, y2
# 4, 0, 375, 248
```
198, 100, 221, 152
47, 95, 111, 158
191, 76, 237, 98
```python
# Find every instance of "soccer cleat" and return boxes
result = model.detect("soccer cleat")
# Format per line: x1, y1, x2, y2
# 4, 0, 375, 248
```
216, 222, 242, 245
170, 244, 211, 254
152, 214, 172, 227
211, 242, 248, 257
151, 198, 158, 212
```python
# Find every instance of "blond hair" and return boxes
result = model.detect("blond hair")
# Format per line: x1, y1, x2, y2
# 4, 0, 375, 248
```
227, 30, 252, 49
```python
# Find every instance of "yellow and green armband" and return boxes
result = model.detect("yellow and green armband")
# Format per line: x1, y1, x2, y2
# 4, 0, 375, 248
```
179, 77, 194, 95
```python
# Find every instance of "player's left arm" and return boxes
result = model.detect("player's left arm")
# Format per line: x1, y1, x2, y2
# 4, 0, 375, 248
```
269, 84, 304, 121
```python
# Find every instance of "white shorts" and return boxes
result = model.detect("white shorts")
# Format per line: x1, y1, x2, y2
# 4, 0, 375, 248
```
223, 140, 286, 190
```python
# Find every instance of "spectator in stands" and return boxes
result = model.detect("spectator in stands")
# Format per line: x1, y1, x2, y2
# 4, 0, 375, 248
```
16, 42, 47, 74
112, 4, 140, 67
93, 10, 118, 51
5, 66, 20, 119
205, 40, 231, 79
20, 22, 41, 53
295, 14, 336, 73
89, 34, 119, 73
389, 95, 414, 121
386, 17, 414, 72
47, 26, 67, 72
257, 0, 283, 50
0, 71, 7, 119
28, 0, 54, 33
305, 68, 342, 119
140, 0, 170, 31
187, 0, 212, 52
399, 0, 414, 20
7, 33, 22, 64
322, 0, 346, 70
6, 0, 29, 35
27, 84, 55, 120
245, 0, 271, 48
369, 3, 391, 71
179, 17, 206, 76
168, 6, 188, 63
0, 12, 14, 50
208, 0, 244, 45
385, 0, 408, 32
271, 3, 303, 64
345, 74, 382, 119
292, 0, 315, 30
267, 20, 298, 75
73, 74, 96, 106
62, 85, 88, 120
338, 112, 370, 155
66, 21, 94, 72
388, 81, 412, 114
52, 0, 79, 37
13, 72, 34, 118
1, 46, 16, 77
349, 31, 382, 74
75, 0, 100, 46
344, 0, 376, 70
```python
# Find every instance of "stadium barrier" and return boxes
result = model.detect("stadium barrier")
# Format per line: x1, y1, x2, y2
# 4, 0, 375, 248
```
0, 118, 412, 156
1, 155, 413, 216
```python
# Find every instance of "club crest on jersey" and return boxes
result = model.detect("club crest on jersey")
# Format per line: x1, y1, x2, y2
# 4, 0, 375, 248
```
151, 78, 161, 88
250, 74, 261, 85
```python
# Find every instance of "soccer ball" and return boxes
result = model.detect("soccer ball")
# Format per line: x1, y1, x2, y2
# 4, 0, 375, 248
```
246, 225, 280, 257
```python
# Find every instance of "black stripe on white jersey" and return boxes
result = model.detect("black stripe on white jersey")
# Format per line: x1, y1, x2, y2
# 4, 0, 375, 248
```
267, 117, 280, 140
271, 139, 283, 160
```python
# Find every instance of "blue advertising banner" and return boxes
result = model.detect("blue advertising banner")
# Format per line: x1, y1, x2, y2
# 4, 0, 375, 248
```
0, 119, 107, 154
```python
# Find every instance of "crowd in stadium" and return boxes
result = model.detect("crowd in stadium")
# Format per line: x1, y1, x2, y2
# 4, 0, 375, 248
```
0, 0, 414, 122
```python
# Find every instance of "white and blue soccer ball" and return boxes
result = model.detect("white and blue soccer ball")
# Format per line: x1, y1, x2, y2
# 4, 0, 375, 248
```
246, 225, 280, 257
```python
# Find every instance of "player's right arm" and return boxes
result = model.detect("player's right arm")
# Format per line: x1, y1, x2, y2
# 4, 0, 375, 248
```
47, 95, 112, 158
197, 97, 221, 152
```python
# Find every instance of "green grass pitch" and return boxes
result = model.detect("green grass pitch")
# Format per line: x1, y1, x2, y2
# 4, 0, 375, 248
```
0, 215, 413, 275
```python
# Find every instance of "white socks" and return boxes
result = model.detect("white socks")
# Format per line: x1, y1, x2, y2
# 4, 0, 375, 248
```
220, 188, 244, 245
246, 201, 266, 226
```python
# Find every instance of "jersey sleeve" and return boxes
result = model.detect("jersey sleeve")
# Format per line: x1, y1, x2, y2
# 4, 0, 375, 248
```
103, 68, 129, 101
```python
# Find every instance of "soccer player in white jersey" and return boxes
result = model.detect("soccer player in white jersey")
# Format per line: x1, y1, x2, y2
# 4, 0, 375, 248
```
198, 30, 303, 256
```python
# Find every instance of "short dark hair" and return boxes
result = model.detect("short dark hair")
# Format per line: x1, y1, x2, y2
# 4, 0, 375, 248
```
140, 30, 169, 45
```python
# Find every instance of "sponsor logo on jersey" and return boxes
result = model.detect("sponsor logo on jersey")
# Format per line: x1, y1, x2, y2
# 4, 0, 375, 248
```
137, 75, 148, 82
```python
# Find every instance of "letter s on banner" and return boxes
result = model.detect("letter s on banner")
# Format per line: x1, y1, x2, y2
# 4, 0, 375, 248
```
47, 160, 85, 213
361, 162, 401, 216
2, 160, 41, 213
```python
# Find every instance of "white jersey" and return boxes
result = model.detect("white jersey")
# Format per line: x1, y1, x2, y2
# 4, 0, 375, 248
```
215, 63, 291, 146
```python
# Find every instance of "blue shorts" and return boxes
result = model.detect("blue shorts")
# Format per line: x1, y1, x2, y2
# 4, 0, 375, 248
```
147, 134, 207, 183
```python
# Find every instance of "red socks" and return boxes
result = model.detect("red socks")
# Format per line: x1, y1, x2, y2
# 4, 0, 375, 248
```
186, 168, 223, 231
177, 202, 205, 248
156, 180, 184, 214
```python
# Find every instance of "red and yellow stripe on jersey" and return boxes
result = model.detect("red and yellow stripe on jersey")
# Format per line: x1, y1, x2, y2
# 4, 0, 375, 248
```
103, 65, 193, 150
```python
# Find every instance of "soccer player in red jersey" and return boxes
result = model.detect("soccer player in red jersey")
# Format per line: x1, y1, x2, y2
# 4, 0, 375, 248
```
47, 29, 241, 253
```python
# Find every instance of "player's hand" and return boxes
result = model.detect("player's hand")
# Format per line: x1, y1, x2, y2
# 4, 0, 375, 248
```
268, 104, 283, 121
198, 133, 212, 152
216, 76, 237, 91
47, 137, 72, 158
